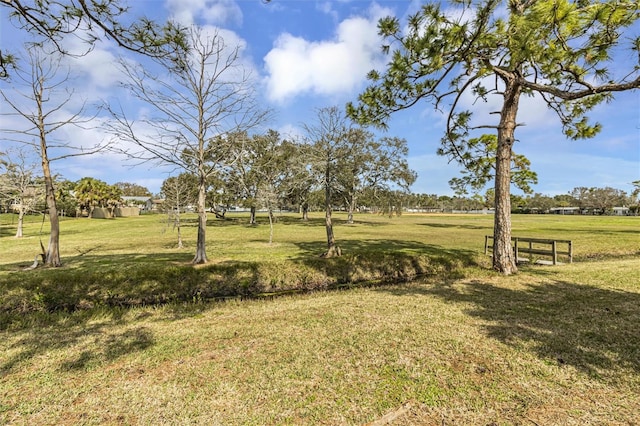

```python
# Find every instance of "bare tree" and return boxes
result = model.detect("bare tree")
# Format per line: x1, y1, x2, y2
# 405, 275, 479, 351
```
247, 130, 293, 245
304, 106, 352, 258
282, 141, 316, 222
107, 26, 270, 264
161, 173, 198, 249
0, 45, 108, 266
0, 148, 45, 238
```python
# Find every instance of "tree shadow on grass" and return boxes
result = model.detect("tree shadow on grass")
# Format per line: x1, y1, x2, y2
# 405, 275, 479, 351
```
275, 215, 387, 227
381, 279, 640, 379
0, 227, 15, 238
172, 217, 244, 228
1, 313, 154, 376
536, 226, 640, 236
0, 252, 229, 376
418, 222, 489, 230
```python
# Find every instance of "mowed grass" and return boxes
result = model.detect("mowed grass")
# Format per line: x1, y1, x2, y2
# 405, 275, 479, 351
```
0, 212, 639, 425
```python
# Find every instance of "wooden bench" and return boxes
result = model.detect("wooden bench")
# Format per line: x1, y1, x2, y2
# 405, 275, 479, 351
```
484, 236, 573, 265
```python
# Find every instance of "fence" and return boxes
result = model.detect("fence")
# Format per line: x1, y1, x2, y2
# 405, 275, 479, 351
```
485, 235, 573, 265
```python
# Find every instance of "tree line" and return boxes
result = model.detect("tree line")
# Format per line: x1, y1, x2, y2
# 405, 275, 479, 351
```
406, 184, 640, 215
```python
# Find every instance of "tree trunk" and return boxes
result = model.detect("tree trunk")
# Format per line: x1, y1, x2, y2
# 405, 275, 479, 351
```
347, 193, 355, 224
42, 161, 61, 267
175, 198, 183, 249
192, 174, 208, 264
268, 207, 274, 245
249, 206, 256, 225
176, 212, 183, 249
322, 181, 341, 257
15, 208, 24, 238
35, 111, 61, 267
492, 77, 521, 275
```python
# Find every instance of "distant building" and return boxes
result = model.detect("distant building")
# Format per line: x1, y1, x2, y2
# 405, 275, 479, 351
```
121, 196, 166, 212
612, 206, 629, 216
549, 206, 630, 216
549, 207, 581, 215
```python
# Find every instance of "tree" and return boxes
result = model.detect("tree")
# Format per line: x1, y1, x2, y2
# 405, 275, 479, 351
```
0, 148, 44, 237
304, 107, 356, 257
405, 193, 440, 212
161, 173, 198, 249
553, 193, 576, 209
369, 188, 411, 218
205, 172, 236, 219
348, 1, 640, 274
251, 132, 296, 244
571, 186, 629, 214
279, 140, 316, 221
335, 129, 416, 224
102, 181, 123, 218
107, 26, 269, 264
54, 177, 78, 217
74, 177, 122, 218
632, 180, 640, 202
569, 186, 591, 212
484, 188, 495, 209
74, 177, 102, 218
0, 46, 108, 266
229, 130, 303, 243
524, 193, 554, 213
1, 0, 186, 79
226, 131, 262, 225
114, 182, 151, 197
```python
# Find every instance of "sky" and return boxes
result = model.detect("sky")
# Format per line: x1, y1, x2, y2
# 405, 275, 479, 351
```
1, 0, 639, 198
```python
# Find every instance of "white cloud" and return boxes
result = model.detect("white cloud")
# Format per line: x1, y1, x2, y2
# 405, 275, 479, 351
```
165, 0, 242, 26
47, 25, 125, 97
263, 4, 391, 103
66, 47, 120, 92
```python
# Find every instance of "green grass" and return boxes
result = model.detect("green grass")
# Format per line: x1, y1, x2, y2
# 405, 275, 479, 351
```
1, 212, 639, 424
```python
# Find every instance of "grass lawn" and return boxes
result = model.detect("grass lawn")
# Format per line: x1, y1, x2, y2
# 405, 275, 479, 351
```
1, 212, 639, 424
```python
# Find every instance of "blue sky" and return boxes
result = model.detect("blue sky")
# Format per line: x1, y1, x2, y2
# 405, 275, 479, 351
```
1, 0, 639, 198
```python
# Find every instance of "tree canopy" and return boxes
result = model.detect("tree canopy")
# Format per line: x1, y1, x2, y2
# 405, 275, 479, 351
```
114, 182, 151, 197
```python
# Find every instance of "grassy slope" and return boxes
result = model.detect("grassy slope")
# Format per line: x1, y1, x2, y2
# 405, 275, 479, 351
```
1, 212, 639, 425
